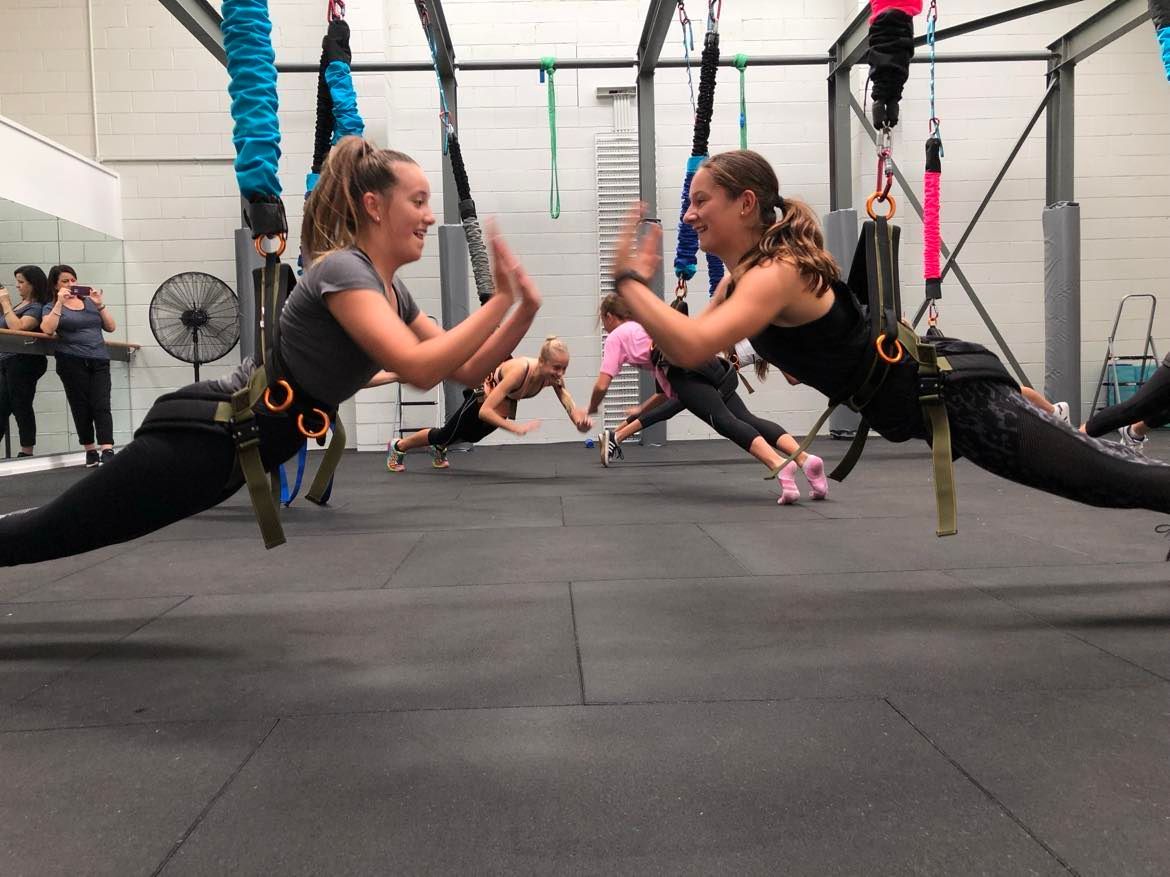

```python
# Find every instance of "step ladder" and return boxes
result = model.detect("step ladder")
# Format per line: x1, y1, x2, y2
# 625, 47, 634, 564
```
395, 381, 441, 439
1089, 293, 1160, 416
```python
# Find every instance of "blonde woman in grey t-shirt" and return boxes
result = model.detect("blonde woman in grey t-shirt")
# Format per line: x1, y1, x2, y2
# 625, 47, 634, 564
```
0, 137, 541, 567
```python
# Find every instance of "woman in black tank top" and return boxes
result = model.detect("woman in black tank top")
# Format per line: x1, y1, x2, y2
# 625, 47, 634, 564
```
386, 336, 593, 471
609, 149, 1170, 548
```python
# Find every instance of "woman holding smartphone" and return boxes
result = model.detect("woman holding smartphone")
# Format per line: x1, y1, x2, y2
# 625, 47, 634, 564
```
0, 266, 53, 456
41, 264, 117, 467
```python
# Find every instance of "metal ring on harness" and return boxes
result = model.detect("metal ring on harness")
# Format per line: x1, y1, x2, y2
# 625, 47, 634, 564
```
254, 234, 288, 258
297, 408, 331, 439
876, 334, 904, 364
866, 192, 897, 220
264, 379, 295, 413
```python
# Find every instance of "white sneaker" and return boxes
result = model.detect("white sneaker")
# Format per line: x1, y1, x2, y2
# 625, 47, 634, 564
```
1052, 401, 1071, 424
1119, 424, 1148, 455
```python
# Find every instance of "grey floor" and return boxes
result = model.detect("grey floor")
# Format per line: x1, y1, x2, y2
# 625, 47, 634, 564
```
2, 434, 1170, 875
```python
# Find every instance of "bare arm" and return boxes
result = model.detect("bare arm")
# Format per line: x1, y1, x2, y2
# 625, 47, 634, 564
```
328, 231, 535, 389
477, 361, 537, 435
588, 372, 613, 415
612, 209, 795, 368
363, 370, 400, 388
555, 384, 593, 432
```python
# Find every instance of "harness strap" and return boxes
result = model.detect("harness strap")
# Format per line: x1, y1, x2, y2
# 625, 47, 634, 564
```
306, 417, 346, 504
897, 322, 956, 536
222, 366, 286, 549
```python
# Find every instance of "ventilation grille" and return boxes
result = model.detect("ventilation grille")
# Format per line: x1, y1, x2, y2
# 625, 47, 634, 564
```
596, 131, 641, 430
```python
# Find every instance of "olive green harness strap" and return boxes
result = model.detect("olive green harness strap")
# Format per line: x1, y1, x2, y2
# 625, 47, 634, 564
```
897, 323, 957, 537
306, 417, 346, 504
215, 365, 287, 550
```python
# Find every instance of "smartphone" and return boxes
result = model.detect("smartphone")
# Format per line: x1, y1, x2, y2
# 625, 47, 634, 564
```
70, 285, 92, 298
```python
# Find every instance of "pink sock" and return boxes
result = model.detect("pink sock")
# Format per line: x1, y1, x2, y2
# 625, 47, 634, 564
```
777, 461, 800, 505
803, 455, 828, 500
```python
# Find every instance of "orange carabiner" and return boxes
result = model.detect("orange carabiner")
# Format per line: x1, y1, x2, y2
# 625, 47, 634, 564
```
297, 408, 331, 439
264, 379, 294, 413
876, 334, 904, 364
866, 192, 897, 220
254, 234, 287, 259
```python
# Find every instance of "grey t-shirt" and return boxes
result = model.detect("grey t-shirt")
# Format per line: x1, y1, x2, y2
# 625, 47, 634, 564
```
42, 299, 109, 360
219, 248, 420, 405
0, 301, 44, 362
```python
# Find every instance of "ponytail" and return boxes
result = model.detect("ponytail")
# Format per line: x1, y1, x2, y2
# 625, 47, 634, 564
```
300, 136, 416, 264
702, 151, 839, 297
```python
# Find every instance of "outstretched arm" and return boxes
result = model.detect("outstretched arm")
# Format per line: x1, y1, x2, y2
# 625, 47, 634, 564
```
611, 206, 791, 368
588, 372, 613, 415
555, 385, 593, 432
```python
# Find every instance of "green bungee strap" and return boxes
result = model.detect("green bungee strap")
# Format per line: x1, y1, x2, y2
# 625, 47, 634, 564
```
539, 57, 560, 219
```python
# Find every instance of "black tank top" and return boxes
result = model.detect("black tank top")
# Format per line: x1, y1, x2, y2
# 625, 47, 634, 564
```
746, 280, 927, 442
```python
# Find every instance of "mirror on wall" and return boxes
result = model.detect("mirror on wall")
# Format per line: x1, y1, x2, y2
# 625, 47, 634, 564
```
0, 197, 133, 461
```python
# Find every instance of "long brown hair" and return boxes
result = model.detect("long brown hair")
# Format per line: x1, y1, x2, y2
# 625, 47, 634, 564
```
301, 136, 417, 264
701, 150, 839, 296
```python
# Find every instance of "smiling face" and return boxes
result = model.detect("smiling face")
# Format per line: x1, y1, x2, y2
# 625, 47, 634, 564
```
683, 166, 756, 257
540, 351, 569, 384
361, 161, 435, 267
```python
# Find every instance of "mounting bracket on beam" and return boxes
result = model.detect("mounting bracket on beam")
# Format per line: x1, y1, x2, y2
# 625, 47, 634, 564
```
158, 0, 226, 68
1048, 0, 1149, 69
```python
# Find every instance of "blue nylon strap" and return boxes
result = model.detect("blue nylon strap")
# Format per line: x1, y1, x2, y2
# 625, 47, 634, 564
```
1160, 26, 1170, 82
222, 0, 282, 199
279, 442, 309, 506
707, 252, 725, 296
325, 60, 365, 139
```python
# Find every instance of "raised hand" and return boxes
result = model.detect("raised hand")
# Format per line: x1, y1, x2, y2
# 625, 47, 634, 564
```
613, 202, 662, 287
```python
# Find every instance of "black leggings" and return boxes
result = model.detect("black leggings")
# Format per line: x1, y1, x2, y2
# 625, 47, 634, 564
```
0, 355, 47, 448
944, 379, 1170, 513
426, 389, 497, 448
1084, 357, 1170, 436
667, 359, 789, 452
0, 402, 304, 567
55, 354, 113, 446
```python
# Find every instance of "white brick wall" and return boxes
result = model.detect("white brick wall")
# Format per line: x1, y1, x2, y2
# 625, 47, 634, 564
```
1, 0, 1167, 452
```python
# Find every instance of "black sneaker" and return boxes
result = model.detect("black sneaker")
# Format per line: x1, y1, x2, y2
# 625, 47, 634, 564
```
100, 448, 115, 465
85, 450, 100, 468
599, 429, 623, 467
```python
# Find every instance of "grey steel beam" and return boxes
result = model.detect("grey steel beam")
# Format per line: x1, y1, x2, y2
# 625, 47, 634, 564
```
827, 66, 852, 212
158, 0, 226, 68
637, 0, 679, 78
1045, 57, 1075, 204
917, 0, 1088, 48
635, 69, 667, 446
849, 94, 1033, 387
274, 51, 1054, 75
1047, 0, 1149, 68
829, 5, 872, 73
417, 0, 456, 82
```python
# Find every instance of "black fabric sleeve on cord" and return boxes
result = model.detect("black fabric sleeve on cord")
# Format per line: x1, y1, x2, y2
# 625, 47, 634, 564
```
868, 9, 915, 129
691, 31, 720, 156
